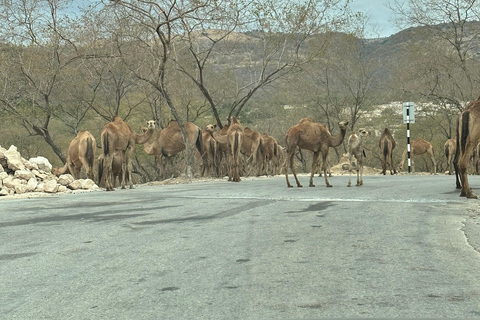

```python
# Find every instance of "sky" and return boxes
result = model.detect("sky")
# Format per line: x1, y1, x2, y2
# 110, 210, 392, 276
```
349, 0, 401, 38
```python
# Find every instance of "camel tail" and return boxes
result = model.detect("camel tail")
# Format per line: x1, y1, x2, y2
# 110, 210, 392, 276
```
234, 131, 239, 161
102, 132, 109, 156
86, 137, 95, 171
196, 127, 204, 155
461, 110, 470, 154
97, 156, 104, 186
383, 140, 389, 158
444, 143, 449, 159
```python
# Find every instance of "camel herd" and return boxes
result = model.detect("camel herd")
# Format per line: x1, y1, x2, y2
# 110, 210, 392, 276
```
51, 97, 480, 198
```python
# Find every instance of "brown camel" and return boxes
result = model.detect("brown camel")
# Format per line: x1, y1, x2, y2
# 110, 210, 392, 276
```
97, 150, 128, 188
53, 131, 96, 181
347, 128, 370, 187
226, 116, 244, 182
284, 118, 349, 188
241, 127, 263, 176
378, 128, 396, 175
456, 97, 480, 198
260, 133, 280, 176
398, 137, 436, 174
444, 137, 456, 175
100, 116, 155, 191
201, 125, 218, 177
143, 120, 203, 178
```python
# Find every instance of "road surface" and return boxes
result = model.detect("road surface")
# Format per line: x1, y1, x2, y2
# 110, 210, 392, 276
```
2, 174, 480, 319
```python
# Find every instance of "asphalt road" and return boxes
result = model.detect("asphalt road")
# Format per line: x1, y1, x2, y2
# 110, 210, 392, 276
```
2, 174, 480, 319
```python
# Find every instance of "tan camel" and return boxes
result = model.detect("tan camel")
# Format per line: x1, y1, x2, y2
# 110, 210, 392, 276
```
241, 127, 263, 176
205, 123, 230, 176
347, 128, 370, 187
284, 118, 349, 188
226, 116, 244, 182
378, 128, 396, 175
444, 137, 456, 175
53, 131, 96, 180
201, 125, 218, 176
260, 133, 280, 176
143, 120, 203, 178
100, 116, 155, 191
456, 97, 480, 198
398, 138, 437, 174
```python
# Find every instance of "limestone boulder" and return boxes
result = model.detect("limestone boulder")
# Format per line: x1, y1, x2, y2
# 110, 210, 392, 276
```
14, 170, 35, 181
26, 178, 38, 192
58, 174, 75, 186
4, 146, 26, 171
15, 184, 28, 194
43, 180, 59, 193
68, 180, 82, 190
29, 156, 52, 173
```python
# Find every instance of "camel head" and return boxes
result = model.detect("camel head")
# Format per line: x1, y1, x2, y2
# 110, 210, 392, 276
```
146, 120, 156, 130
358, 128, 370, 138
205, 124, 217, 133
338, 121, 349, 130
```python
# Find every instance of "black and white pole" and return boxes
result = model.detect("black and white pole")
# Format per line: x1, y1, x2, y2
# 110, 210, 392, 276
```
403, 102, 415, 174
406, 107, 411, 173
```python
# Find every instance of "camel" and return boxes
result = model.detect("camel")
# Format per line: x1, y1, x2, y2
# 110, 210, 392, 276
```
97, 150, 128, 188
444, 137, 456, 175
398, 137, 436, 174
143, 120, 203, 179
100, 116, 155, 191
201, 125, 218, 177
226, 116, 244, 182
284, 118, 349, 188
241, 127, 263, 176
456, 97, 480, 198
347, 128, 370, 187
260, 133, 280, 176
378, 128, 396, 175
205, 123, 230, 176
53, 131, 96, 181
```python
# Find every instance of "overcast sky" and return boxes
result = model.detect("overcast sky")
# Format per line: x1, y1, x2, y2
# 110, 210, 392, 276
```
349, 0, 400, 38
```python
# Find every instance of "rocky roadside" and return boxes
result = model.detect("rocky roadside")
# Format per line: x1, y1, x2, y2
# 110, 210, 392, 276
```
0, 145, 100, 199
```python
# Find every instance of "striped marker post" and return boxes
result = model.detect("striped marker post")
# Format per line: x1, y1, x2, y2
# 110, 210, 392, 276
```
403, 102, 415, 174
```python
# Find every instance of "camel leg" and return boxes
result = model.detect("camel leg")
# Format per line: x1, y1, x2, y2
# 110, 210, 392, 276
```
347, 154, 353, 187
357, 157, 363, 186
321, 153, 332, 187
429, 151, 437, 174
309, 151, 320, 187
284, 153, 294, 187
459, 146, 477, 198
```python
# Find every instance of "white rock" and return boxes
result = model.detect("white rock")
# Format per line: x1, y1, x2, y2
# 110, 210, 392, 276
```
15, 184, 28, 194
35, 183, 44, 192
68, 180, 82, 190
14, 170, 35, 181
0, 172, 8, 180
29, 156, 52, 173
4, 146, 26, 171
3, 176, 25, 188
26, 178, 38, 192
44, 180, 59, 193
58, 174, 74, 186
31, 169, 47, 180
0, 187, 11, 196
81, 179, 97, 190
58, 185, 67, 193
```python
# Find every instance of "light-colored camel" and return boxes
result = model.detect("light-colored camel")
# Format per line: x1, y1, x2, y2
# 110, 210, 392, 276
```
347, 128, 370, 187
226, 116, 244, 182
100, 116, 155, 191
241, 127, 263, 176
143, 120, 203, 178
444, 137, 456, 175
398, 137, 437, 174
378, 128, 396, 175
260, 133, 280, 176
456, 97, 480, 198
205, 123, 230, 176
53, 131, 96, 181
201, 125, 218, 176
284, 118, 349, 188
